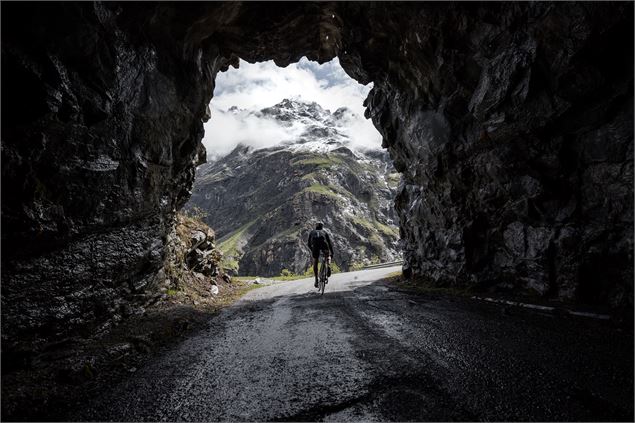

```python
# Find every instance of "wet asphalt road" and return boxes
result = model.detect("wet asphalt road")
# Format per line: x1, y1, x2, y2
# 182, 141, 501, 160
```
74, 266, 633, 421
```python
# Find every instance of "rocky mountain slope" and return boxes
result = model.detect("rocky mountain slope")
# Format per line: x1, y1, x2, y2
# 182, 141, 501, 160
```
187, 99, 401, 276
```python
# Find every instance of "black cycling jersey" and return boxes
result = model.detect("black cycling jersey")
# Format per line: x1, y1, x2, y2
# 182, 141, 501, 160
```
307, 229, 334, 259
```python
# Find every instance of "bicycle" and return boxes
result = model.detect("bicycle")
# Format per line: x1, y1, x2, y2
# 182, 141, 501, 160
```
317, 252, 329, 295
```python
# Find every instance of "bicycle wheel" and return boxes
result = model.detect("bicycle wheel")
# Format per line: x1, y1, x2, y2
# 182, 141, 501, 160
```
319, 258, 326, 295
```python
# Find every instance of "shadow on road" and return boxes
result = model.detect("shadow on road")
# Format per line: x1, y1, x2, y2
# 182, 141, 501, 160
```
12, 276, 632, 422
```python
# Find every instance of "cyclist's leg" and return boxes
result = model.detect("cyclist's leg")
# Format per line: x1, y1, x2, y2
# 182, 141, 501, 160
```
312, 257, 319, 287
320, 255, 327, 281
313, 258, 318, 288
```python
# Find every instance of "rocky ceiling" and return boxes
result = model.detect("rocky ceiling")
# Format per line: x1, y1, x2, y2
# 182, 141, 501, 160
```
1, 2, 632, 355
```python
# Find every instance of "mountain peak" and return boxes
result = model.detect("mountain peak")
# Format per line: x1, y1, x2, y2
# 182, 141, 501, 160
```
210, 98, 379, 161
276, 98, 322, 109
267, 98, 328, 116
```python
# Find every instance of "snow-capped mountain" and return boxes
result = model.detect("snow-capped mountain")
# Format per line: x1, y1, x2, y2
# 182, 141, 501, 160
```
206, 98, 383, 160
186, 99, 401, 277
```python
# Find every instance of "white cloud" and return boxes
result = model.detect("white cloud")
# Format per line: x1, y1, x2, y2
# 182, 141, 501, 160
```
202, 108, 306, 158
340, 115, 385, 152
202, 57, 382, 159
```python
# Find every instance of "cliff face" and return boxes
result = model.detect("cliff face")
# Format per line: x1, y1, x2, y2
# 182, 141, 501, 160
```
1, 2, 632, 357
187, 100, 400, 276
1, 3, 216, 356
354, 4, 634, 306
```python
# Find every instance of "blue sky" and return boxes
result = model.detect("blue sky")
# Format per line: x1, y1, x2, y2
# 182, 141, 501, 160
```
202, 57, 382, 159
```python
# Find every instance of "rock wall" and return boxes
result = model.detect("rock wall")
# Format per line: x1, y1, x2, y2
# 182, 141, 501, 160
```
2, 2, 632, 357
341, 3, 633, 307
1, 3, 215, 355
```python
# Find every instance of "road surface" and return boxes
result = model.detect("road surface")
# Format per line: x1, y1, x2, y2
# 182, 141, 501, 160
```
73, 266, 633, 421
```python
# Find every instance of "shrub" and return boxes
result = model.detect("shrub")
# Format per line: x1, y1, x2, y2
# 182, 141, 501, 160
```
351, 262, 365, 271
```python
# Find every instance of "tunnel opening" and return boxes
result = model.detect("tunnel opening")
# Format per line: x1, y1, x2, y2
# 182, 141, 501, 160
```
181, 56, 402, 279
1, 3, 632, 394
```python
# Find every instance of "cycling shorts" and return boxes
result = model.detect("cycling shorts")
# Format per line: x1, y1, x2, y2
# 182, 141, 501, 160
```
312, 247, 331, 260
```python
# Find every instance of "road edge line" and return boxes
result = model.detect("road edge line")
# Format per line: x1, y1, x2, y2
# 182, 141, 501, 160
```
470, 296, 611, 320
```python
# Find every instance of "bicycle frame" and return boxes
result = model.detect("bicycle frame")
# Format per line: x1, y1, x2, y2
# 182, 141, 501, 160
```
318, 253, 328, 295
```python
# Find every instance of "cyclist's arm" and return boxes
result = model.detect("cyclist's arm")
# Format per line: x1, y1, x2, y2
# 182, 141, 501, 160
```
326, 232, 334, 255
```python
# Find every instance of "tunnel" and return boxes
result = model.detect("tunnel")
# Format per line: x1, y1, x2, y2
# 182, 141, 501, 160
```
1, 1, 633, 364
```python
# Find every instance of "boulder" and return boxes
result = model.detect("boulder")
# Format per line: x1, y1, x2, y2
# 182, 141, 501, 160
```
190, 231, 207, 251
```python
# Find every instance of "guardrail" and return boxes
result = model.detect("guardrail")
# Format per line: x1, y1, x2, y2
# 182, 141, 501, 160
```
362, 261, 404, 270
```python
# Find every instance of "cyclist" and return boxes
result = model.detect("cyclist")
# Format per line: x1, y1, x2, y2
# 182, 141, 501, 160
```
307, 222, 334, 288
